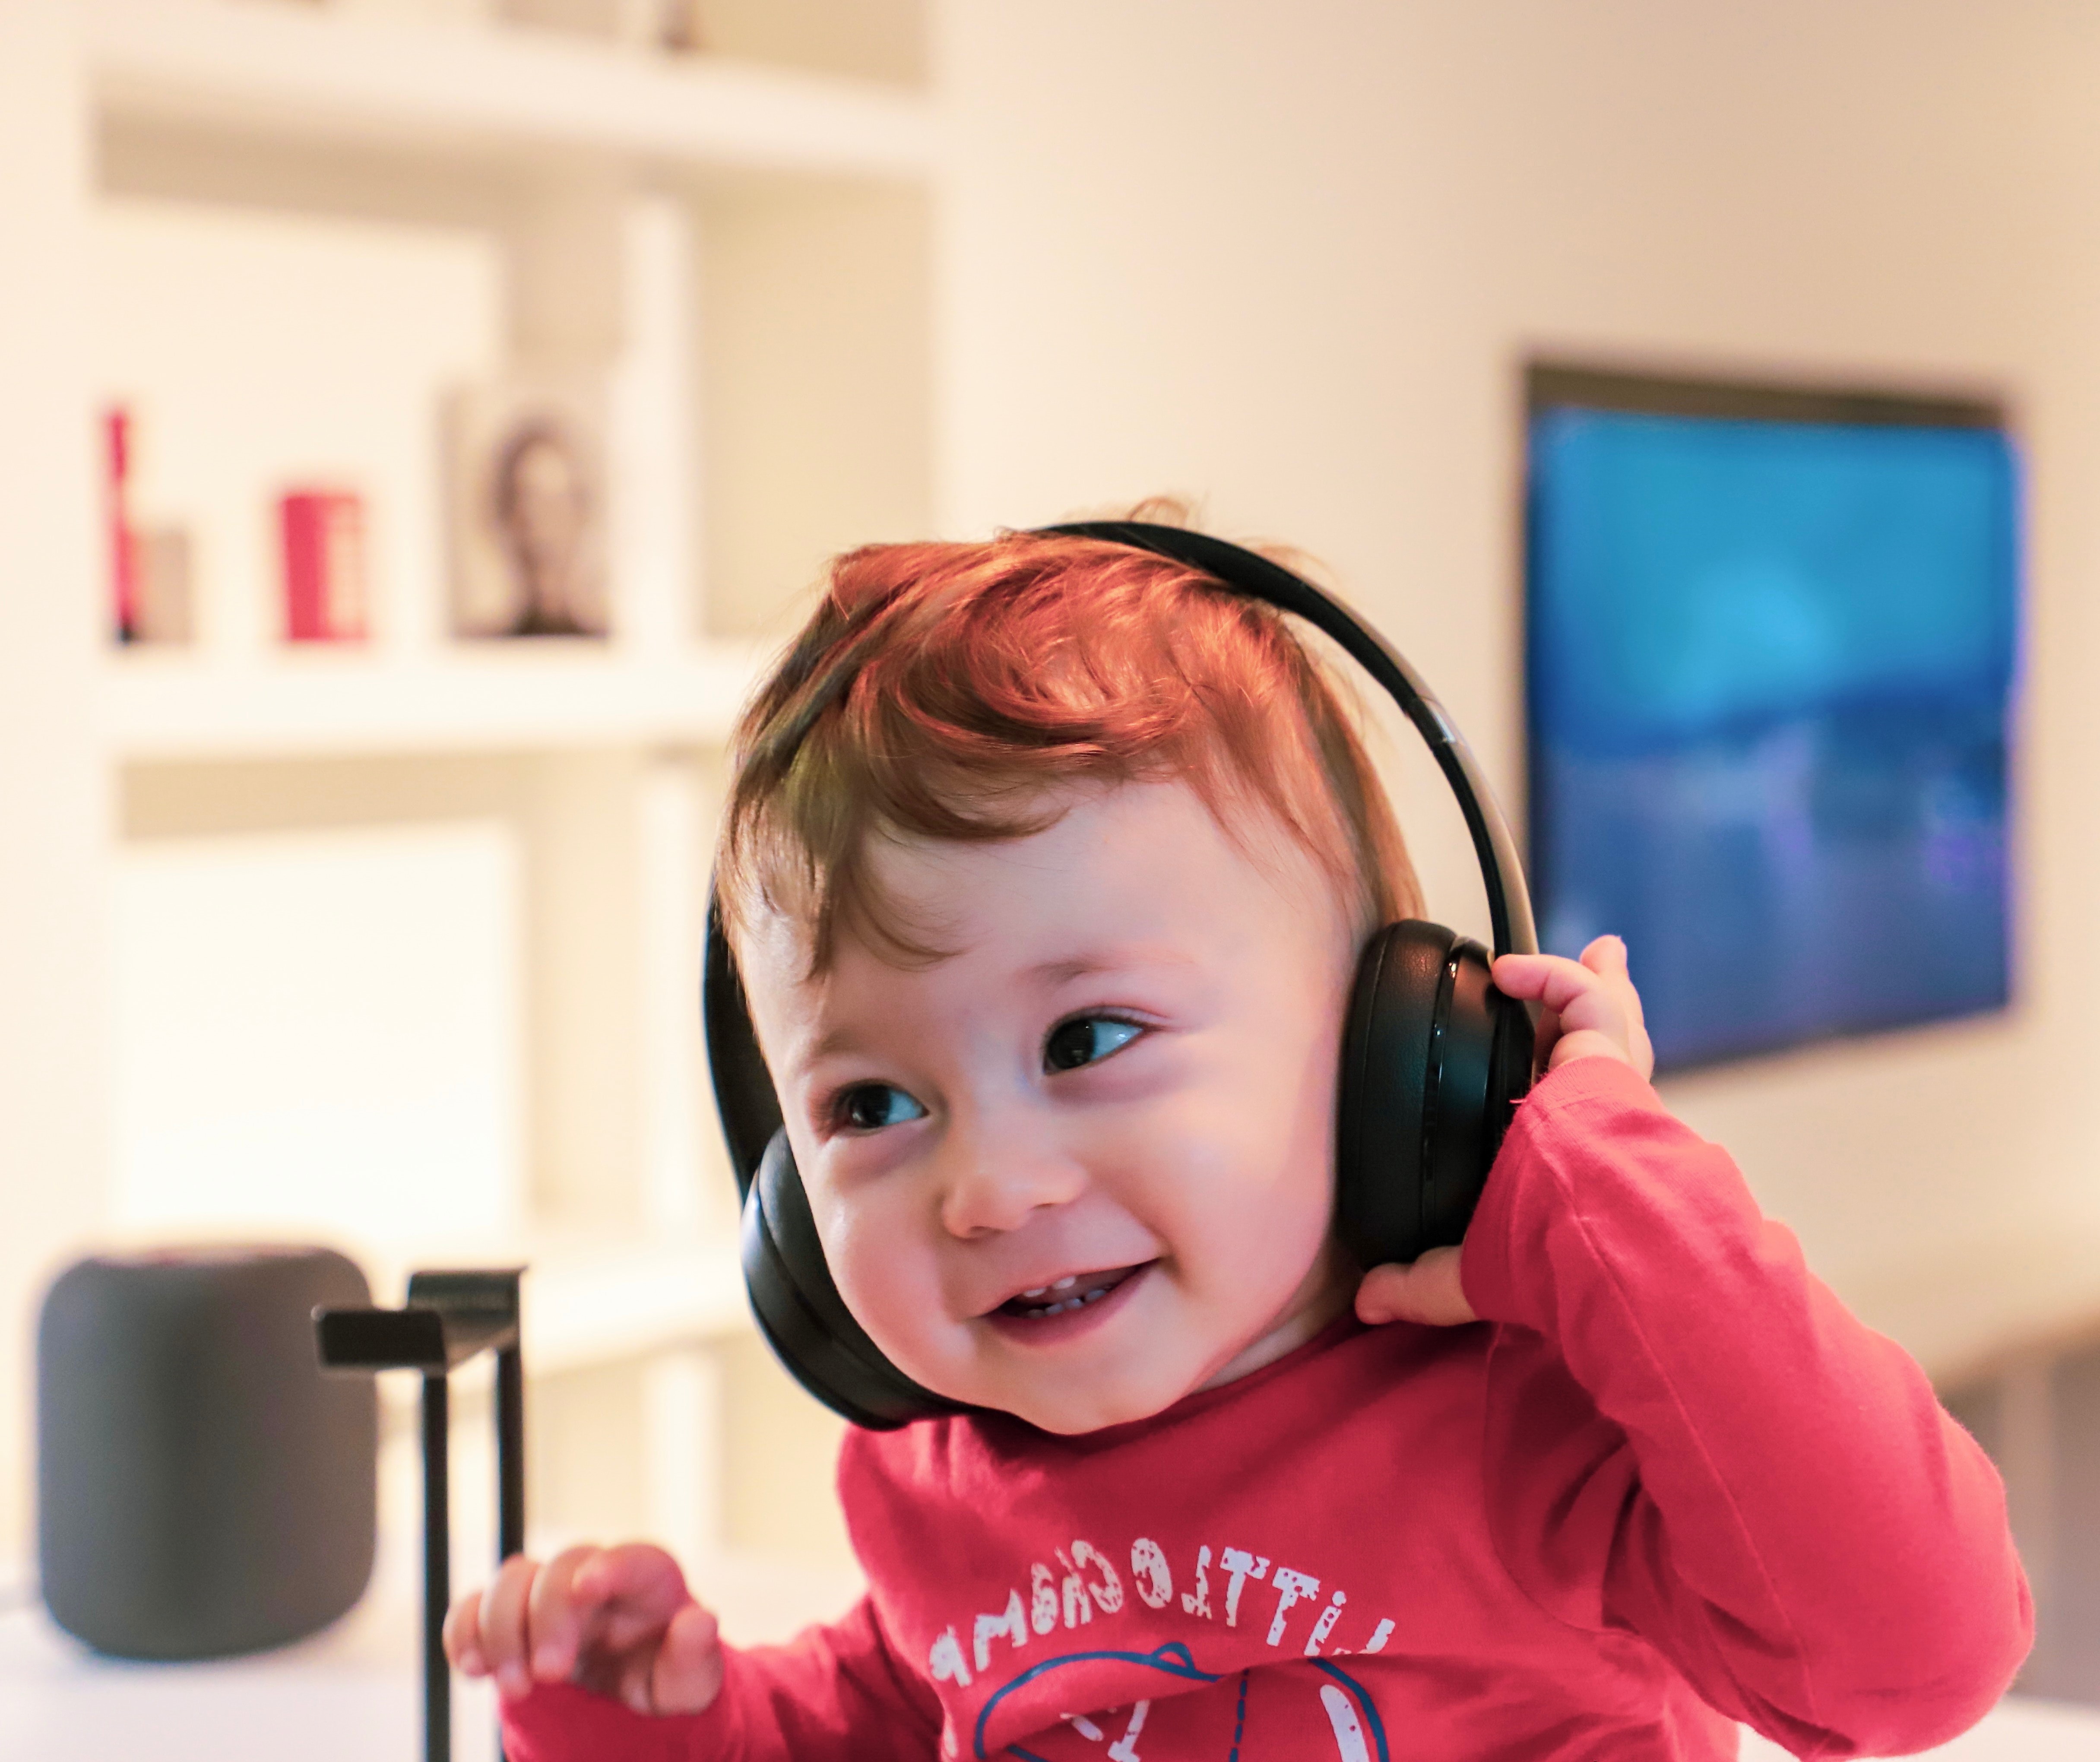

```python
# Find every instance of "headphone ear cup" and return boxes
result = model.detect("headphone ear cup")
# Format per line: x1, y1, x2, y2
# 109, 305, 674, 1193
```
740, 1131, 958, 1431
1335, 921, 1535, 1271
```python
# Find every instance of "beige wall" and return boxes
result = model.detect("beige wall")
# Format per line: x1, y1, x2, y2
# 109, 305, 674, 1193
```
0, 0, 109, 1566
934, 0, 2100, 1373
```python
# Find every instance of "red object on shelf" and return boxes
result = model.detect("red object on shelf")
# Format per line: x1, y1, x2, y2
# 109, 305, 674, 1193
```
107, 408, 138, 643
280, 489, 369, 642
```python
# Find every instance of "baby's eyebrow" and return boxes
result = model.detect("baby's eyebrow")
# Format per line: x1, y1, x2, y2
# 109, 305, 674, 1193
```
1027, 946, 1194, 986
802, 1022, 874, 1065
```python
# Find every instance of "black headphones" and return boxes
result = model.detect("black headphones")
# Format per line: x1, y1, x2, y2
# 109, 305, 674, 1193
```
703, 523, 1538, 1429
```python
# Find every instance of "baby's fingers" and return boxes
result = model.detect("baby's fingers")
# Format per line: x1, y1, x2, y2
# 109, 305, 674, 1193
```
443, 1586, 488, 1677
1493, 937, 1650, 1077
1580, 933, 1631, 978
526, 1546, 617, 1684
1356, 1246, 1476, 1328
649, 1601, 726, 1715
548, 1545, 703, 1713
571, 1543, 691, 1648
474, 1553, 545, 1699
1492, 949, 1607, 1015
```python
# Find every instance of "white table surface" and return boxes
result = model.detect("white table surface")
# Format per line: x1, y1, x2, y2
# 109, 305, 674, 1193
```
3, 1577, 2094, 1760
0, 1601, 491, 1762
0, 1540, 867, 1762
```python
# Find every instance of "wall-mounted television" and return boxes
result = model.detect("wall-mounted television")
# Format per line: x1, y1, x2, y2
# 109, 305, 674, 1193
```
1524, 364, 2019, 1071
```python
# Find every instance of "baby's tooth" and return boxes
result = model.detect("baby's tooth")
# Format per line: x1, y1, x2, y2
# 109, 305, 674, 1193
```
1023, 1286, 1048, 1298
1053, 1275, 1078, 1290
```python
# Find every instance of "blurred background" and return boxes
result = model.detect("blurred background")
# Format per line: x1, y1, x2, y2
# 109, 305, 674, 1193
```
3, 0, 2100, 1754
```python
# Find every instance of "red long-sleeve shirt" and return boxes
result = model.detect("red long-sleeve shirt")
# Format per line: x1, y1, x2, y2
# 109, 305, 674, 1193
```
505, 1057, 2031, 1760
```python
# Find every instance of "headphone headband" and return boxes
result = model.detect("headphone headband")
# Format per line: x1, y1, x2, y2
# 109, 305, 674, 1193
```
1043, 523, 1537, 959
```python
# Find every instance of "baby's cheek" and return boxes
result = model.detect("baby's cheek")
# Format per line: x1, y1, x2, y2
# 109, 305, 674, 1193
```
1161, 1126, 1330, 1274
811, 1186, 942, 1356
1197, 1176, 1336, 1326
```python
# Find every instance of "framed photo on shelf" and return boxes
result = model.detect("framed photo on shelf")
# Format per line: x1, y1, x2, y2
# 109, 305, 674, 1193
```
447, 377, 611, 640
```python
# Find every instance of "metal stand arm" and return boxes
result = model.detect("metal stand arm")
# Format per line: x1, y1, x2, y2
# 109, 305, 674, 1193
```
317, 1268, 526, 1762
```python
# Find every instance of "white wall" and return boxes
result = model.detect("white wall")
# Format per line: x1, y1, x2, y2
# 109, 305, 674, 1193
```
934, 0, 2100, 1374
0, 0, 108, 1568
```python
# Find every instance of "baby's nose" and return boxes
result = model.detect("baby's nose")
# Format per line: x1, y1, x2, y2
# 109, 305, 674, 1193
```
937, 1126, 1088, 1237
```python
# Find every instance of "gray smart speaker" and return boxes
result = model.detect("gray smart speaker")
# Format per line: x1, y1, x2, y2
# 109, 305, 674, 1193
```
36, 1245, 378, 1660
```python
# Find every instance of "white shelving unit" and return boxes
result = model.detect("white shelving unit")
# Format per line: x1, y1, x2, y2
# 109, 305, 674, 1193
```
0, 0, 934, 1584
86, 0, 937, 179
101, 642, 765, 761
86, 0, 937, 775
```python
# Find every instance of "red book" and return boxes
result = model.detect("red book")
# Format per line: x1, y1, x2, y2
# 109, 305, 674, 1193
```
108, 409, 138, 643
281, 490, 368, 643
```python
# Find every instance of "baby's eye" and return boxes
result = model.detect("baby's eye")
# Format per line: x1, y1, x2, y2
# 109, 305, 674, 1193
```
1044, 1016, 1144, 1073
833, 1084, 927, 1134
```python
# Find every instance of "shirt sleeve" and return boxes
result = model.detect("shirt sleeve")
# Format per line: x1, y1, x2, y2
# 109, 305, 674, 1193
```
1459, 1056, 2033, 1760
499, 1594, 943, 1762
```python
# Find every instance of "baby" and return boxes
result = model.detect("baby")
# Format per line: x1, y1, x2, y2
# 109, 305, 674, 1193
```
451, 527, 2030, 1759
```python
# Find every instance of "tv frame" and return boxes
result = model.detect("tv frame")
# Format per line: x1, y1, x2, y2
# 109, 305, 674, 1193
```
1520, 359, 2017, 1073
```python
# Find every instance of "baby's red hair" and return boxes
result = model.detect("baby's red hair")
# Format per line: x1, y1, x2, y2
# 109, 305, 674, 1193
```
716, 525, 1420, 969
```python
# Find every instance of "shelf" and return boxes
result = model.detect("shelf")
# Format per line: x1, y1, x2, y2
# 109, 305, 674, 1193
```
330, 1232, 752, 1381
101, 642, 766, 761
74, 1219, 754, 1378
519, 1233, 750, 1377
86, 0, 940, 184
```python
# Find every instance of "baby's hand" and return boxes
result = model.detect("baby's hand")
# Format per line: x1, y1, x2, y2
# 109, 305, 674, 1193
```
1489, 934, 1653, 1081
1355, 935, 1652, 1331
443, 1543, 723, 1717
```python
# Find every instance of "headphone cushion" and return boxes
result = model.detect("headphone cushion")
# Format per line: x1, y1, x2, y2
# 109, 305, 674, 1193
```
740, 1131, 960, 1431
1335, 920, 1533, 1271
1336, 920, 1450, 1270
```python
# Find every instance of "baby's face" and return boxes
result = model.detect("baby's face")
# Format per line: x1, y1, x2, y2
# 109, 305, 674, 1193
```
738, 780, 1359, 1435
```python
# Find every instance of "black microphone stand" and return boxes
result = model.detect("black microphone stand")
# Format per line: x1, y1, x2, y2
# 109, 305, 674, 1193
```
316, 1268, 526, 1762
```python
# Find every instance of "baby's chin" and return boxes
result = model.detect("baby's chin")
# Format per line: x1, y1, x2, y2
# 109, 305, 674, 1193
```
938, 1339, 1219, 1436
987, 1372, 1200, 1436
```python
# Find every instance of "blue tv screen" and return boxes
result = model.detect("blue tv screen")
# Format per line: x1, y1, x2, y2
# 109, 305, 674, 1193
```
1525, 373, 2018, 1071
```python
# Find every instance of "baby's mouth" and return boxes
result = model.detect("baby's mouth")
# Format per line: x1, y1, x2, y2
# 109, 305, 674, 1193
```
995, 1264, 1147, 1321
